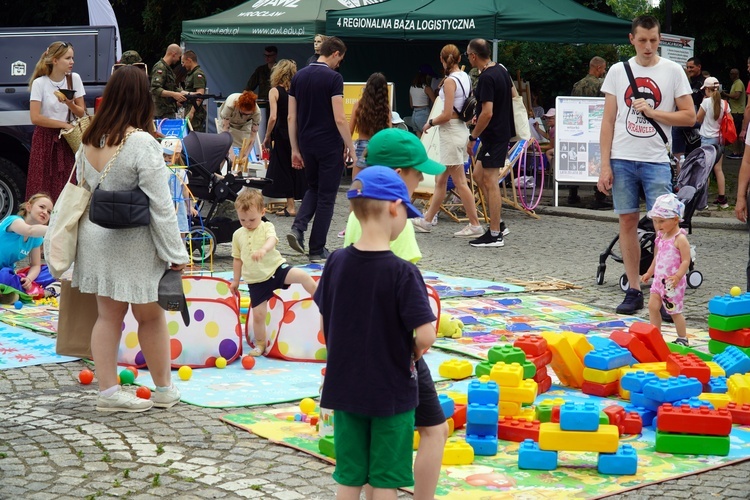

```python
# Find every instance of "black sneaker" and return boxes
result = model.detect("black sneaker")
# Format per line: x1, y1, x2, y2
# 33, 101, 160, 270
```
309, 248, 331, 263
615, 289, 644, 314
469, 229, 504, 248
500, 221, 510, 236
286, 228, 305, 254
660, 305, 674, 323
672, 337, 689, 347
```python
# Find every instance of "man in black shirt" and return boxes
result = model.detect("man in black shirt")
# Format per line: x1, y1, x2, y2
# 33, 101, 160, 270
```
672, 57, 705, 164
464, 39, 515, 248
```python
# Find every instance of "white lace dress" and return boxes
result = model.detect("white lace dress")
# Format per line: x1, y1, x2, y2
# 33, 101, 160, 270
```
72, 131, 189, 303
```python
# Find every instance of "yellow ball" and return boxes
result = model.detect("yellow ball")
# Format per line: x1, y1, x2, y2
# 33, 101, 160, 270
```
215, 357, 227, 369
731, 286, 742, 297
178, 365, 192, 381
299, 397, 316, 415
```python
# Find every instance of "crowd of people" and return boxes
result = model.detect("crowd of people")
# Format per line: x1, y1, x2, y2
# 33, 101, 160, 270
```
7, 17, 750, 498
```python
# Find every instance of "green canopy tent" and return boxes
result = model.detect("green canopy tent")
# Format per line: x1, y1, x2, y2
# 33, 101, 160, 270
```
326, 0, 632, 45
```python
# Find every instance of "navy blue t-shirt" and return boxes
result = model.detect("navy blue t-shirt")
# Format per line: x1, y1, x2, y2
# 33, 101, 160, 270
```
475, 63, 515, 144
314, 246, 436, 417
288, 62, 344, 151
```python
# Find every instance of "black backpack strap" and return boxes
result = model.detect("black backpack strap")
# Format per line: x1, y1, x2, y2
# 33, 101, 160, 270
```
449, 74, 468, 114
623, 61, 669, 146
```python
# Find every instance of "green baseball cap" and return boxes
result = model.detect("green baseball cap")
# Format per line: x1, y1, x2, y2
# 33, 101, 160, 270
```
365, 128, 445, 175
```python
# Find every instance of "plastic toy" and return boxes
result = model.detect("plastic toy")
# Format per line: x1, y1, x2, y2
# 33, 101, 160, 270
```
438, 394, 455, 419
214, 356, 227, 369
535, 398, 565, 423
78, 369, 94, 385
622, 412, 643, 434
656, 404, 732, 436
667, 342, 714, 361
497, 417, 540, 442
728, 373, 750, 404
704, 361, 725, 377
126, 366, 138, 379
708, 327, 750, 347
582, 366, 620, 385
642, 375, 703, 402
584, 345, 632, 371
489, 362, 524, 387
609, 330, 658, 363
603, 404, 626, 426
731, 286, 742, 297
536, 376, 553, 395
620, 371, 659, 393
299, 397, 316, 415
559, 401, 600, 432
541, 332, 585, 388
581, 380, 619, 397
672, 397, 714, 409
597, 444, 638, 475
654, 429, 730, 456
563, 331, 594, 360
318, 435, 335, 459
713, 345, 750, 377
707, 376, 728, 394
708, 291, 750, 316
135, 386, 152, 399
725, 402, 750, 425
439, 359, 473, 380
538, 423, 619, 453
500, 379, 538, 404
518, 439, 557, 471
178, 365, 192, 381
665, 354, 710, 383
622, 404, 656, 428
467, 403, 499, 425
708, 312, 750, 332
452, 404, 467, 430
629, 322, 671, 361
437, 313, 463, 339
442, 439, 474, 465
467, 380, 499, 405
465, 434, 498, 456
487, 345, 526, 365
118, 369, 135, 385
13, 300, 22, 309
709, 338, 750, 357
241, 356, 256, 370
513, 334, 549, 357
526, 350, 553, 370
697, 392, 731, 409
465, 422, 497, 439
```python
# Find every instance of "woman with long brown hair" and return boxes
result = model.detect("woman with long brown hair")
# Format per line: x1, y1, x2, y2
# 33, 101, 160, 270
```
26, 41, 87, 201
349, 72, 392, 180
262, 59, 306, 216
75, 66, 189, 413
415, 44, 483, 238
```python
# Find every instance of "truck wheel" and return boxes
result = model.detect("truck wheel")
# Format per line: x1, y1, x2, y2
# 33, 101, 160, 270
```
0, 158, 25, 220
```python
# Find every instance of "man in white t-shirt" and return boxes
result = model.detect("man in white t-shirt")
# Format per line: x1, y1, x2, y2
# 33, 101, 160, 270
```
597, 15, 695, 316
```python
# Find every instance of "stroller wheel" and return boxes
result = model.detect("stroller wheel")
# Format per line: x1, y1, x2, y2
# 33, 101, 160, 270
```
619, 274, 629, 292
596, 264, 606, 285
187, 226, 216, 261
687, 270, 703, 289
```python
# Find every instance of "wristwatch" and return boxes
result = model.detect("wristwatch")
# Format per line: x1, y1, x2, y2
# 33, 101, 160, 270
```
469, 136, 477, 142
429, 118, 434, 127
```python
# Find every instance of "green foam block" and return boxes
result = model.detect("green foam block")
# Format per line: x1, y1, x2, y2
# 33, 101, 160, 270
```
708, 313, 750, 332
708, 339, 750, 356
654, 430, 729, 456
667, 342, 713, 361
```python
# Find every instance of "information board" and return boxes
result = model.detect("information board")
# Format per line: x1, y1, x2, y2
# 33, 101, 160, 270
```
343, 81, 394, 140
659, 33, 695, 68
554, 96, 605, 184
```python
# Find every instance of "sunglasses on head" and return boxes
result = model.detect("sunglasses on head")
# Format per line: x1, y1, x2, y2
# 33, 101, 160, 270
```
463, 51, 475, 57
111, 62, 148, 74
50, 41, 70, 52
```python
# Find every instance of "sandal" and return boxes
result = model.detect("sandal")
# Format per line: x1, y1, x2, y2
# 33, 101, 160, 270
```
248, 340, 267, 357
275, 208, 297, 217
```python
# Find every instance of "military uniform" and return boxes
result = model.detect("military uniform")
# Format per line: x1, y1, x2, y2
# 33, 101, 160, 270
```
150, 58, 178, 119
184, 64, 207, 132
572, 74, 604, 97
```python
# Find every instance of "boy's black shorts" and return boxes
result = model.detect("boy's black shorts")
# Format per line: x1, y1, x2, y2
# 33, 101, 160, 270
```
415, 358, 447, 427
247, 264, 291, 306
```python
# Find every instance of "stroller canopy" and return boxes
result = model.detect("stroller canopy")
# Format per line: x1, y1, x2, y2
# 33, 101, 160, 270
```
676, 144, 718, 196
183, 132, 232, 175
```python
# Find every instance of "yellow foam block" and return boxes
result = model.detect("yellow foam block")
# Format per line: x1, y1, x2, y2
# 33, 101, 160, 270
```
534, 397, 566, 420
490, 362, 524, 387
442, 439, 475, 465
438, 359, 473, 380
538, 423, 619, 453
413, 430, 420, 450
500, 379, 538, 404
631, 362, 667, 374
698, 392, 732, 409
655, 370, 673, 379
562, 331, 594, 362
478, 375, 491, 383
728, 373, 750, 405
705, 361, 725, 378
583, 367, 620, 385
542, 332, 584, 388
499, 401, 521, 416
517, 406, 536, 421
617, 367, 639, 400
445, 391, 468, 406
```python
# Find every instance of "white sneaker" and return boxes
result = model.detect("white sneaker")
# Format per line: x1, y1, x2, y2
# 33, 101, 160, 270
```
153, 385, 181, 409
431, 214, 438, 226
96, 389, 154, 413
411, 218, 432, 233
453, 224, 484, 237
337, 229, 346, 238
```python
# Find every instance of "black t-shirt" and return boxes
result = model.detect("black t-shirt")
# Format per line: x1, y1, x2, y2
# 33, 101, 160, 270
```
475, 64, 515, 144
314, 246, 436, 417
288, 62, 344, 151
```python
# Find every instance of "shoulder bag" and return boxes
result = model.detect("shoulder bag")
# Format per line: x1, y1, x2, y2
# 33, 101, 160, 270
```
43, 153, 91, 278
720, 100, 737, 145
89, 129, 151, 229
60, 73, 91, 153
450, 75, 478, 122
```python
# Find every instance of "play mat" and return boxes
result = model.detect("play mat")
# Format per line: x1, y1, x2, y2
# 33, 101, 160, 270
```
0, 324, 77, 369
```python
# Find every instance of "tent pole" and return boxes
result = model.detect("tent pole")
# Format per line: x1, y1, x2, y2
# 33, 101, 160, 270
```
492, 39, 498, 61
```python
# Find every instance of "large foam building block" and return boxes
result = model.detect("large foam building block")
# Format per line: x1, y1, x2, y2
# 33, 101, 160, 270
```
465, 434, 498, 456
726, 402, 750, 425
581, 380, 619, 397
666, 354, 711, 384
442, 439, 475, 465
708, 292, 750, 316
538, 423, 619, 453
620, 371, 659, 393
708, 327, 750, 348
584, 345, 633, 371
713, 346, 750, 377
468, 380, 500, 405
541, 332, 585, 388
513, 334, 548, 357
439, 359, 473, 380
497, 417, 541, 442
518, 439, 558, 471
467, 403, 499, 426
655, 430, 730, 456
708, 313, 750, 332
489, 362, 524, 387
728, 373, 750, 405
487, 345, 526, 365
610, 330, 659, 363
629, 322, 671, 361
559, 401, 600, 432
642, 375, 703, 403
597, 444, 638, 475
656, 403, 733, 436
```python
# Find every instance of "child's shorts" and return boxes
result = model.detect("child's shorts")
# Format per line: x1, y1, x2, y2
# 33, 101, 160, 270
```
332, 409, 415, 489
415, 358, 447, 427
247, 263, 291, 306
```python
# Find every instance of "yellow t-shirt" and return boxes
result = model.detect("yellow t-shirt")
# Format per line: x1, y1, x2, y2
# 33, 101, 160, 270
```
342, 211, 422, 264
231, 221, 285, 283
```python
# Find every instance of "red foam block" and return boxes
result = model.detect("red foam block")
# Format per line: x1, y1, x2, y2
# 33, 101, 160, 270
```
452, 403, 466, 430
581, 380, 619, 397
603, 404, 626, 426
656, 403, 733, 436
622, 412, 643, 435
513, 334, 549, 357
629, 322, 671, 361
610, 329, 659, 363
536, 375, 552, 395
497, 417, 541, 442
527, 350, 553, 370
708, 327, 750, 348
726, 402, 750, 425
666, 353, 711, 384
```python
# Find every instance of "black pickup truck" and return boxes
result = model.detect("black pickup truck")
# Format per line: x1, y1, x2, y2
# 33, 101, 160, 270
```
0, 26, 117, 219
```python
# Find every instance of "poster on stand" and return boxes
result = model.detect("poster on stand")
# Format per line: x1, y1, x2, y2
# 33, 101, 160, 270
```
659, 33, 695, 67
554, 96, 604, 184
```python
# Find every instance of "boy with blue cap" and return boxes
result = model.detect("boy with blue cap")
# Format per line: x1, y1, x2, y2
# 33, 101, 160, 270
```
314, 166, 437, 499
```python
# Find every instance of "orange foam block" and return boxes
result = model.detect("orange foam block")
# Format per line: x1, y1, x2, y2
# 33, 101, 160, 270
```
541, 332, 584, 388
629, 322, 671, 361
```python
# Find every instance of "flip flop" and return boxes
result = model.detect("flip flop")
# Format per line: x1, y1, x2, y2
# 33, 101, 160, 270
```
276, 208, 296, 217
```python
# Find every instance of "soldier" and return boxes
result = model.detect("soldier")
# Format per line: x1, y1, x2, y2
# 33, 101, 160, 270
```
150, 44, 185, 119
181, 50, 206, 132
119, 50, 142, 65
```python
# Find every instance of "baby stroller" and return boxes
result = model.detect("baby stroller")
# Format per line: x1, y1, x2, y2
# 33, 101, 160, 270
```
595, 144, 719, 291
183, 131, 271, 258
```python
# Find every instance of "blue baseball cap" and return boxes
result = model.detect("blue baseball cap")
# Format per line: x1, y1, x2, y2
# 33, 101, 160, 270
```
347, 166, 422, 219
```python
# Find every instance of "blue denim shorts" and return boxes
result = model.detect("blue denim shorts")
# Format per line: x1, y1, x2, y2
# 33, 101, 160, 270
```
701, 135, 720, 147
611, 159, 672, 214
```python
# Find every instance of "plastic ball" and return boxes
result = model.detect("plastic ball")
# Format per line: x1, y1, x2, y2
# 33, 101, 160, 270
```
14, 300, 23, 309
178, 365, 192, 381
299, 397, 316, 415
118, 369, 135, 385
135, 386, 152, 399
78, 369, 94, 385
730, 286, 742, 297
126, 366, 138, 379
215, 357, 227, 369
241, 356, 256, 370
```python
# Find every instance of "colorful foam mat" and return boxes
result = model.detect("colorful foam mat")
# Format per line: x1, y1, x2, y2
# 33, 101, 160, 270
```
0, 324, 77, 369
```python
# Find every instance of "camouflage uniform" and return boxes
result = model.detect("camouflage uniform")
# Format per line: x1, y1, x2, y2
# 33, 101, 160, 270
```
184, 64, 207, 132
150, 58, 178, 119
120, 50, 142, 65
571, 74, 604, 97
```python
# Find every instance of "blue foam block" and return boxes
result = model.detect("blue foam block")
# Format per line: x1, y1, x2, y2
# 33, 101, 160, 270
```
559, 401, 600, 432
642, 375, 703, 403
466, 403, 499, 426
620, 371, 659, 393
708, 293, 750, 316
598, 444, 638, 475
467, 380, 500, 405
713, 345, 750, 377
465, 434, 498, 456
584, 345, 633, 370
439, 394, 455, 418
518, 439, 558, 470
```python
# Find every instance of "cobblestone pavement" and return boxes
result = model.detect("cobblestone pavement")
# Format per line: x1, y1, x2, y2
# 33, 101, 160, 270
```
2, 179, 750, 499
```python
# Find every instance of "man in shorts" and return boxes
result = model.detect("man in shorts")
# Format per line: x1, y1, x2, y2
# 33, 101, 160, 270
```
597, 15, 695, 315
465, 38, 515, 248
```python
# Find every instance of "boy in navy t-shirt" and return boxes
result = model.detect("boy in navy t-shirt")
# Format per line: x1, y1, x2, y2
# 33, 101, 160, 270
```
313, 167, 436, 498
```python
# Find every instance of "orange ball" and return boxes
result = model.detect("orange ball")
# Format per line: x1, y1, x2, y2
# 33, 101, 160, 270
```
78, 369, 94, 385
126, 366, 138, 379
241, 356, 256, 370
135, 386, 152, 399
